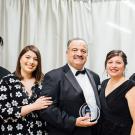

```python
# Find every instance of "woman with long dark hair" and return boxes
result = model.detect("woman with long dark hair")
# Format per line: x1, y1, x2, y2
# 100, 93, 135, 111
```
0, 45, 52, 134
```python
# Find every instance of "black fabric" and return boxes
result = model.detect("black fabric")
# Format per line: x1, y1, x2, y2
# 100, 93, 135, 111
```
97, 79, 135, 135
129, 73, 135, 82
0, 66, 10, 79
0, 67, 10, 135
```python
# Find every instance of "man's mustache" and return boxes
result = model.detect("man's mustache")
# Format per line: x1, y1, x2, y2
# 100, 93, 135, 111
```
73, 55, 83, 59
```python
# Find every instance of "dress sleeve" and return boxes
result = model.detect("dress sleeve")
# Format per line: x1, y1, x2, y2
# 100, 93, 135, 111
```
0, 78, 22, 122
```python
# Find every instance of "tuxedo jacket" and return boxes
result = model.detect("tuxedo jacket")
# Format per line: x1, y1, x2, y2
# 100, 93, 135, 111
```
40, 64, 100, 135
0, 66, 10, 79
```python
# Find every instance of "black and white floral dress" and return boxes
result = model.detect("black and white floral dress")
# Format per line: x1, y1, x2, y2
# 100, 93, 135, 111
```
0, 73, 47, 135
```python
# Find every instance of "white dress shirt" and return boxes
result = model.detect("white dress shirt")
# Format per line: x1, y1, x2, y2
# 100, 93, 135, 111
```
68, 65, 98, 121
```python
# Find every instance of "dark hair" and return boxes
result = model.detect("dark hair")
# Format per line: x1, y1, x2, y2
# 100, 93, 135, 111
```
15, 45, 44, 83
67, 37, 87, 48
105, 50, 127, 69
0, 37, 3, 46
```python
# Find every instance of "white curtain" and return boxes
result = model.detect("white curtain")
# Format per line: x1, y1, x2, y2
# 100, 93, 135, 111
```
0, 0, 135, 80
0, 0, 93, 73
91, 0, 135, 79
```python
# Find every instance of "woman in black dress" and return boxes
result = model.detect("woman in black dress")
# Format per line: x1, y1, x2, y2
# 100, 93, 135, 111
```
98, 50, 135, 135
0, 45, 52, 134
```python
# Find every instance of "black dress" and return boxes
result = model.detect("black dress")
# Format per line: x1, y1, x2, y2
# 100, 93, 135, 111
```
98, 79, 135, 135
129, 73, 135, 81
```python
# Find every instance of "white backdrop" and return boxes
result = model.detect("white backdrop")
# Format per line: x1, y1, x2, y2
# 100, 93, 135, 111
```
0, 0, 135, 81
91, 0, 135, 80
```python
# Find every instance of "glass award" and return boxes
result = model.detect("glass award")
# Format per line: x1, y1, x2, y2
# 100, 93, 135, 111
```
79, 103, 100, 122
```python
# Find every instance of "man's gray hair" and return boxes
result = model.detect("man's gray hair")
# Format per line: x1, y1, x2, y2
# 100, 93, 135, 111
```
67, 37, 88, 48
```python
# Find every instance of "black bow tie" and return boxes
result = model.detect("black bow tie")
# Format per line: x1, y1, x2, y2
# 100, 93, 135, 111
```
75, 69, 86, 76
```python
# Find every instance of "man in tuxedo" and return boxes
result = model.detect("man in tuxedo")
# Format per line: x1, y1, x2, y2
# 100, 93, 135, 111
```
0, 36, 10, 79
40, 38, 100, 135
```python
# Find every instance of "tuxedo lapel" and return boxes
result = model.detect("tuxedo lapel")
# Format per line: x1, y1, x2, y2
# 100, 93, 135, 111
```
86, 70, 101, 108
63, 64, 83, 93
65, 69, 83, 93
63, 65, 100, 108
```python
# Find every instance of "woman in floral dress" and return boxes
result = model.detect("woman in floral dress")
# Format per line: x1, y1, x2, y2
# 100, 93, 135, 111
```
0, 45, 52, 135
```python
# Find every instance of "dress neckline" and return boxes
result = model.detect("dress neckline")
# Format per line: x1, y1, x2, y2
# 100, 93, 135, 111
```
104, 79, 129, 98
